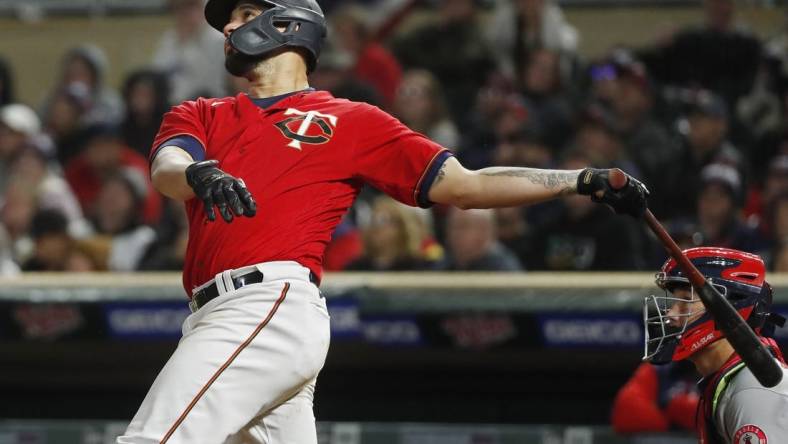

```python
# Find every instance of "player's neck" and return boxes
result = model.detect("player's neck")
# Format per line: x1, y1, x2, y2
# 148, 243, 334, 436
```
690, 339, 736, 377
246, 53, 310, 99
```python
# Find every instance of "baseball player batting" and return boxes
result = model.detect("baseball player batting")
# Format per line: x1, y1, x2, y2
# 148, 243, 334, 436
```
644, 247, 788, 443
117, 0, 648, 442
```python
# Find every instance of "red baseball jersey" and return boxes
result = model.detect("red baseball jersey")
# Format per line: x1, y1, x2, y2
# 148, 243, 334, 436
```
152, 90, 451, 292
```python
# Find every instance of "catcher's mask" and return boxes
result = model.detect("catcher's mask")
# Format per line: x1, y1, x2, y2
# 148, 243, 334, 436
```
205, 0, 326, 73
643, 247, 784, 364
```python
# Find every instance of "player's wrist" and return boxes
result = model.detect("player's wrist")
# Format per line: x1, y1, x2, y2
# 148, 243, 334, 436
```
576, 168, 605, 196
185, 160, 221, 187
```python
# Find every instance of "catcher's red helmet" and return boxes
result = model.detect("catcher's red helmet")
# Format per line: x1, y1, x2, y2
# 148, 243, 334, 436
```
644, 247, 779, 364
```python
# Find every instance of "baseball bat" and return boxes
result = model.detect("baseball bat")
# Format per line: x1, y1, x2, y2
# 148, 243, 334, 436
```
607, 169, 783, 388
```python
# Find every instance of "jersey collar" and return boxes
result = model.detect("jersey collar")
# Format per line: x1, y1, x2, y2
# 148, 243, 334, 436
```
236, 90, 335, 118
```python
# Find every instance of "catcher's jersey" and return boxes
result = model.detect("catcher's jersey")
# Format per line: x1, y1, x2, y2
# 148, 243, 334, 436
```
713, 363, 788, 443
152, 90, 450, 292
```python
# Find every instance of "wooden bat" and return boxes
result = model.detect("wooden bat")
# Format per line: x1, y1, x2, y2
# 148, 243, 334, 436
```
608, 168, 783, 387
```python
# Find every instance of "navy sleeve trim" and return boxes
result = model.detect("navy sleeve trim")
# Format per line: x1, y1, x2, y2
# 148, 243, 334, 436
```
416, 150, 453, 208
150, 135, 206, 163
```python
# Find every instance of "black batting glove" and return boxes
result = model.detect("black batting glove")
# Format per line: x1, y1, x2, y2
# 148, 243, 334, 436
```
576, 168, 649, 218
185, 160, 257, 223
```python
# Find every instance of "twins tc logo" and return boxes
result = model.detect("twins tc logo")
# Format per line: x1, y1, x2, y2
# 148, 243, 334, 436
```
274, 108, 338, 150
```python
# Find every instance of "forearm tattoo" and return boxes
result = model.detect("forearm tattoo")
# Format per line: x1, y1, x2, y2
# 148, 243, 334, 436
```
479, 168, 577, 196
433, 162, 448, 186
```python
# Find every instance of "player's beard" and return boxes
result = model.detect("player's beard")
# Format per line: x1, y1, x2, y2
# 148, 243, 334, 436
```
225, 51, 261, 78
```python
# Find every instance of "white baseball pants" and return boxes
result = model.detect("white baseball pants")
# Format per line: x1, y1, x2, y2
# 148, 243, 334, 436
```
118, 261, 331, 443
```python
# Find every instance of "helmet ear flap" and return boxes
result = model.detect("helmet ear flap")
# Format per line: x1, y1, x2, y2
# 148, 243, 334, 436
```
752, 282, 787, 338
748, 282, 774, 331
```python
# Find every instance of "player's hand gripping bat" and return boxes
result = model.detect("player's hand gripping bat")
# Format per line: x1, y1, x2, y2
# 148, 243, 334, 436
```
607, 168, 783, 388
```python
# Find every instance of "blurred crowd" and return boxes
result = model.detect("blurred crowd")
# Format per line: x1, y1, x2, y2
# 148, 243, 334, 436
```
1, 0, 788, 275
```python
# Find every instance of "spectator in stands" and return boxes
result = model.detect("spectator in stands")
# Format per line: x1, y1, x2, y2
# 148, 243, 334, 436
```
492, 124, 553, 169
43, 83, 92, 165
590, 50, 680, 216
138, 200, 190, 271
765, 154, 788, 205
6, 145, 91, 239
0, 225, 18, 275
42, 44, 124, 126
486, 0, 578, 80
121, 69, 171, 157
321, 215, 363, 272
611, 361, 699, 434
743, 153, 788, 231
765, 11, 788, 111
525, 152, 647, 270
445, 207, 521, 271
568, 103, 641, 179
152, 0, 226, 102
772, 186, 788, 270
88, 169, 157, 271
64, 239, 104, 271
21, 209, 73, 271
330, 5, 402, 109
666, 90, 743, 219
638, 0, 761, 109
0, 104, 43, 194
459, 74, 520, 169
519, 48, 575, 150
392, 0, 495, 124
745, 81, 788, 183
494, 206, 531, 267
465, 91, 551, 172
1, 177, 38, 263
64, 124, 162, 225
773, 239, 788, 272
308, 43, 382, 106
0, 56, 14, 106
393, 69, 460, 149
737, 56, 784, 155
348, 196, 443, 271
694, 163, 767, 254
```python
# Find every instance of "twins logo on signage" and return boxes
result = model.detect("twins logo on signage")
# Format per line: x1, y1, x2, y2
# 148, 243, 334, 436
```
274, 108, 338, 150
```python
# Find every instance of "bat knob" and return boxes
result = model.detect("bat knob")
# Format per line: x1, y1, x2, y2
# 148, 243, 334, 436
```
608, 168, 628, 190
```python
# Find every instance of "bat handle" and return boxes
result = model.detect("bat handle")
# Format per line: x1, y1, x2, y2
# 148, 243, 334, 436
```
644, 210, 707, 288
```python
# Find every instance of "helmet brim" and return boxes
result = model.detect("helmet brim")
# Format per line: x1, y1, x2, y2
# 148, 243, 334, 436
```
205, 0, 275, 32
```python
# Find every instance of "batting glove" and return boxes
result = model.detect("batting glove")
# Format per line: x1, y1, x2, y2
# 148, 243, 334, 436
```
185, 160, 257, 223
576, 168, 649, 218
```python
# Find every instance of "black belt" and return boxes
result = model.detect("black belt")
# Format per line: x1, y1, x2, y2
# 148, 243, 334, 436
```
191, 269, 320, 311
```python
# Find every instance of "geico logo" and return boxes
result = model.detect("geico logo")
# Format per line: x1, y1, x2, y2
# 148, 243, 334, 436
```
543, 319, 640, 344
109, 309, 189, 334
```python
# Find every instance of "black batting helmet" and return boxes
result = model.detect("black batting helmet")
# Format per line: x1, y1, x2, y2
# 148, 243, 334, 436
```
205, 0, 327, 73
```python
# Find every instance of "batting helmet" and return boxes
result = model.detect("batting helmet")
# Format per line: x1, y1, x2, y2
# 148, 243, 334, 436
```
643, 247, 783, 364
204, 0, 327, 73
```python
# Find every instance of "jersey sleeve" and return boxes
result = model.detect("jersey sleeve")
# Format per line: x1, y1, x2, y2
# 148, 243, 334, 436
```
718, 372, 788, 442
150, 100, 209, 163
352, 104, 452, 208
